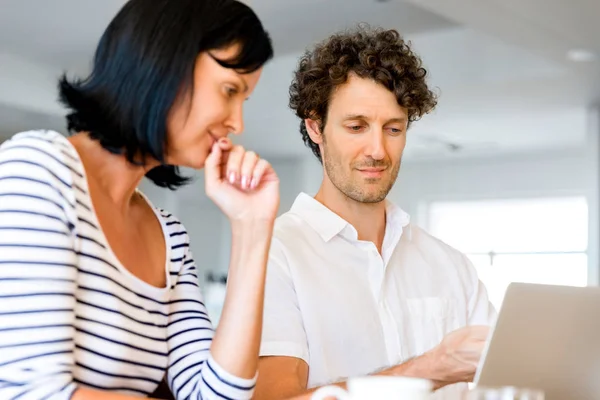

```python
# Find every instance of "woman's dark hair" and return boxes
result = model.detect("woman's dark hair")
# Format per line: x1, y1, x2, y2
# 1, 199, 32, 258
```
59, 0, 273, 189
289, 25, 437, 163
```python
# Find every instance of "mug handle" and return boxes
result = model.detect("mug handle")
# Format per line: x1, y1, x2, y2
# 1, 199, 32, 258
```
311, 386, 351, 400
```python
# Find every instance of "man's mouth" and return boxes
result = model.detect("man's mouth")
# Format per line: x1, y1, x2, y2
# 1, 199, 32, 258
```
357, 167, 387, 178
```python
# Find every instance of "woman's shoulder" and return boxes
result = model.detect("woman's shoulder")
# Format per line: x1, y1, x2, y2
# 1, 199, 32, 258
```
0, 130, 81, 198
153, 208, 196, 280
155, 208, 189, 239
0, 130, 81, 231
0, 130, 81, 180
135, 191, 190, 245
2, 129, 72, 152
152, 206, 191, 253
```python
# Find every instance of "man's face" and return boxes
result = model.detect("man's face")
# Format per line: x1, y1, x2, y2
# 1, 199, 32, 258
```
316, 74, 408, 203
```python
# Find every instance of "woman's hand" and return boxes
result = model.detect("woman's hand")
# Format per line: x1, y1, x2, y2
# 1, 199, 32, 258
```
203, 138, 278, 380
205, 138, 280, 224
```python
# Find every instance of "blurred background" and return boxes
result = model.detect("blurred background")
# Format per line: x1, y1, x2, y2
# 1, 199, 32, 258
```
1, 0, 599, 320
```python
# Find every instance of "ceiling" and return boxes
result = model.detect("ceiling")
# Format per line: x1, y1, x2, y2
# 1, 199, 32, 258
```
0, 0, 127, 75
252, 0, 457, 55
0, 0, 599, 160
0, 0, 454, 73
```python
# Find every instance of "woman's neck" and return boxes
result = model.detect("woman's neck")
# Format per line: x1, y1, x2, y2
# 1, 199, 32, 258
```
68, 133, 156, 213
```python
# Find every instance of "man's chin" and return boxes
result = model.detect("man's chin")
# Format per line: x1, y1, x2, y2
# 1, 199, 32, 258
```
361, 196, 388, 204
347, 190, 389, 204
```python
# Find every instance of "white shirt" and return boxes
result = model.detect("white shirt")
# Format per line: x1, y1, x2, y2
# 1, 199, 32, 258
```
260, 193, 496, 397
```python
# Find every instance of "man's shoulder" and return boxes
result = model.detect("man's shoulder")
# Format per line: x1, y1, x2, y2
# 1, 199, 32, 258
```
406, 224, 482, 295
408, 223, 468, 261
273, 208, 314, 241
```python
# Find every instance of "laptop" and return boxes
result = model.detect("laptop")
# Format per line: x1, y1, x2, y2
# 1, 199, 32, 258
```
474, 282, 600, 400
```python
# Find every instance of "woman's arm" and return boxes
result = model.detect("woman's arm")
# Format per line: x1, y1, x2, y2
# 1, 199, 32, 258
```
205, 141, 280, 379
0, 140, 80, 399
166, 140, 279, 399
210, 221, 273, 378
165, 221, 273, 400
72, 388, 160, 400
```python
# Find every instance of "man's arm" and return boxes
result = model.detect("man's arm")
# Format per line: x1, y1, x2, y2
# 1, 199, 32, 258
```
254, 325, 490, 400
254, 355, 434, 400
255, 356, 309, 400
254, 354, 442, 400
461, 253, 497, 324
256, 236, 312, 399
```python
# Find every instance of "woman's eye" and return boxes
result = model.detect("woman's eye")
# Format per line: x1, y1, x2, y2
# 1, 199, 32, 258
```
226, 87, 238, 97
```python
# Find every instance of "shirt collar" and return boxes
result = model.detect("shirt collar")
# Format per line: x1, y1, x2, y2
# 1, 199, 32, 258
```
290, 192, 412, 242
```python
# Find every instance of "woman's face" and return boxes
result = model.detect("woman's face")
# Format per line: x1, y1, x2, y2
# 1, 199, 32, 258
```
165, 45, 263, 169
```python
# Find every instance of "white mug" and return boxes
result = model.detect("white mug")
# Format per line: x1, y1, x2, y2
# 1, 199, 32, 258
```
311, 376, 432, 400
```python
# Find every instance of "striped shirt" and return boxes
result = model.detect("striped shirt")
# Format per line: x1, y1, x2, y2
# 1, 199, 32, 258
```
0, 130, 255, 399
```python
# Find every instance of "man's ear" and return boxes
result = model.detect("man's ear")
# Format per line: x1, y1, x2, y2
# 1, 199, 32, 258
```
304, 119, 323, 145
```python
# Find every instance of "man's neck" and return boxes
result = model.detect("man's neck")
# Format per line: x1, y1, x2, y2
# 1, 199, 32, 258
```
314, 182, 387, 253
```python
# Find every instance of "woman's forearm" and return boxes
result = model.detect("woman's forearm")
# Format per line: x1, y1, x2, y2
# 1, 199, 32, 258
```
72, 388, 159, 400
209, 220, 274, 379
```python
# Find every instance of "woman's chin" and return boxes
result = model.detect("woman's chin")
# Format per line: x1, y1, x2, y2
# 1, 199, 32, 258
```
185, 154, 208, 170
177, 158, 206, 170
166, 144, 210, 170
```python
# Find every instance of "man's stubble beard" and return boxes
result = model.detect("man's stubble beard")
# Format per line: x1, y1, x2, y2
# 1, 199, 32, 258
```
322, 144, 401, 204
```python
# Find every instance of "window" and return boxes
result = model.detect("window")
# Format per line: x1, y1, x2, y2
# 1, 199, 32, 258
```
427, 197, 588, 309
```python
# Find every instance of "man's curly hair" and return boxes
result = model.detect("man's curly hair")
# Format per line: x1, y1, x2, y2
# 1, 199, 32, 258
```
289, 25, 438, 162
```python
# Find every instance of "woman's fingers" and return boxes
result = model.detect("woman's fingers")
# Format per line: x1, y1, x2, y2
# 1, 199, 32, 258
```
225, 145, 245, 185
210, 142, 267, 191
204, 141, 223, 186
239, 151, 259, 190
250, 158, 271, 189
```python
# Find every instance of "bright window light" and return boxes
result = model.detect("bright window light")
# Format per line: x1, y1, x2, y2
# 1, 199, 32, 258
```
428, 197, 588, 308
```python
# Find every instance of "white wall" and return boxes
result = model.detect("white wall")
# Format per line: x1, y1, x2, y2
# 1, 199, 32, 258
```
394, 147, 599, 284
0, 53, 65, 115
398, 108, 600, 286
393, 148, 595, 222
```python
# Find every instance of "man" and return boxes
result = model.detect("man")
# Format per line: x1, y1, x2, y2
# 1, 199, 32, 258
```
255, 26, 496, 400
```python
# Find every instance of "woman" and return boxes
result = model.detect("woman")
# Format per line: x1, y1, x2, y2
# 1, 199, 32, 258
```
0, 0, 276, 399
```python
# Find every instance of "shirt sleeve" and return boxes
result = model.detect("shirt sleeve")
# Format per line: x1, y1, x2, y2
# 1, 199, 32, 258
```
0, 140, 78, 399
461, 253, 497, 325
259, 237, 309, 363
166, 246, 256, 400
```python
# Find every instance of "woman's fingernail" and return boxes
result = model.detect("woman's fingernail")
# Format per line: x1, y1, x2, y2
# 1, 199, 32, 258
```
250, 177, 258, 189
228, 172, 236, 184
241, 176, 249, 189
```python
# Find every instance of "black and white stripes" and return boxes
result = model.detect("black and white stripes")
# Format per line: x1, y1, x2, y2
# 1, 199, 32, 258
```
0, 131, 255, 399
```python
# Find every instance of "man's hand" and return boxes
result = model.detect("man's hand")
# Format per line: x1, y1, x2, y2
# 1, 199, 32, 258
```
255, 326, 491, 399
425, 325, 490, 386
